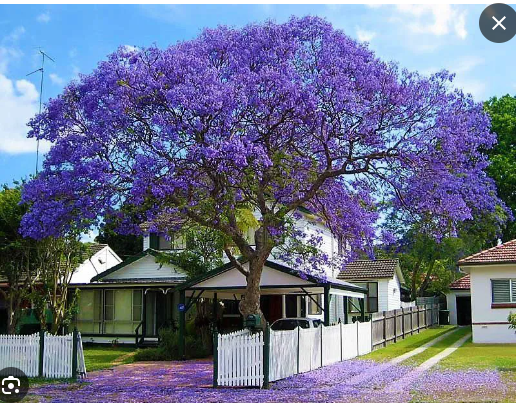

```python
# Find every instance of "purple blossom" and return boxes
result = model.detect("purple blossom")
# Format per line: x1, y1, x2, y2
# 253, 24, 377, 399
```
20, 17, 503, 281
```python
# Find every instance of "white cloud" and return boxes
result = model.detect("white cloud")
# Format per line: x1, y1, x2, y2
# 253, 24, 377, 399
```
0, 46, 22, 75
68, 48, 78, 58
49, 73, 65, 86
4, 26, 25, 42
356, 27, 376, 42
36, 12, 51, 23
0, 74, 50, 154
449, 56, 484, 74
0, 26, 25, 74
71, 65, 80, 79
395, 5, 468, 40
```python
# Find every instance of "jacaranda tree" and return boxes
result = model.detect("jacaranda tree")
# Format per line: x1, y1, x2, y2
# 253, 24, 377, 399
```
22, 17, 501, 317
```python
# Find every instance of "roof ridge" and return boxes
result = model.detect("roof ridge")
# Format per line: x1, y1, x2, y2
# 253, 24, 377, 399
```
458, 239, 516, 263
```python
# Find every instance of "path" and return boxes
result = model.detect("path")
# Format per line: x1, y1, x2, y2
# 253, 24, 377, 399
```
383, 331, 471, 393
344, 327, 459, 386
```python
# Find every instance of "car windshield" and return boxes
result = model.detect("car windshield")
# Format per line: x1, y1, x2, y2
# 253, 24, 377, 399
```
271, 319, 300, 331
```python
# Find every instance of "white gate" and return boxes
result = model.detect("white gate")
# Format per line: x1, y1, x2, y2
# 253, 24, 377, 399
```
216, 329, 263, 387
0, 332, 86, 379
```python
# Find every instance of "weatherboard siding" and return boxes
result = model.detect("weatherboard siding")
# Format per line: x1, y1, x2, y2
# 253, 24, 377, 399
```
102, 254, 187, 281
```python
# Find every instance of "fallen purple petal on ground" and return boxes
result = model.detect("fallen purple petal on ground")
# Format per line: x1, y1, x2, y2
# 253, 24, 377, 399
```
30, 359, 516, 403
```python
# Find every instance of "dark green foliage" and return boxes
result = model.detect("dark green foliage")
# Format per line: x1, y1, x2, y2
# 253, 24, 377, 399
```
134, 327, 210, 361
485, 95, 516, 241
380, 211, 503, 299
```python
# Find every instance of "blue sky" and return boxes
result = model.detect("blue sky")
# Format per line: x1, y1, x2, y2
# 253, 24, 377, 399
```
0, 4, 513, 186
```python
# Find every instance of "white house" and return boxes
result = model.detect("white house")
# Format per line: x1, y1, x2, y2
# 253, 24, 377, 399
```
337, 259, 404, 316
70, 244, 123, 284
445, 275, 471, 326
458, 240, 516, 343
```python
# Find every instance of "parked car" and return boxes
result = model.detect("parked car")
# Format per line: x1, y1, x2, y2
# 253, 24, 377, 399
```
271, 317, 322, 331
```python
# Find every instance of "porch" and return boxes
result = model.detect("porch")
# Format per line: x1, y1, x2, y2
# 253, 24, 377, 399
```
177, 260, 368, 358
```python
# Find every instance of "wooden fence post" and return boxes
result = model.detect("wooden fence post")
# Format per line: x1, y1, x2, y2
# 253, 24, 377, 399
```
38, 329, 45, 377
382, 311, 387, 347
402, 308, 406, 339
410, 307, 414, 335
393, 310, 397, 343
213, 329, 218, 388
417, 307, 420, 333
263, 325, 270, 389
72, 328, 78, 380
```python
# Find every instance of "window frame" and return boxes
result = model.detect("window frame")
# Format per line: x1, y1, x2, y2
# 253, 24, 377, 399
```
491, 278, 516, 304
348, 282, 378, 313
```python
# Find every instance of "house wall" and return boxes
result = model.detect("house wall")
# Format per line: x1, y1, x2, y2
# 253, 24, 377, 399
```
446, 290, 471, 325
143, 210, 341, 279
102, 254, 187, 281
468, 264, 516, 343
387, 275, 402, 311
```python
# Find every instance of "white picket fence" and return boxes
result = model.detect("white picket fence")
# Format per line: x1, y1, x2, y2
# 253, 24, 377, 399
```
0, 332, 86, 379
216, 329, 263, 387
270, 321, 372, 382
215, 321, 372, 387
0, 334, 40, 377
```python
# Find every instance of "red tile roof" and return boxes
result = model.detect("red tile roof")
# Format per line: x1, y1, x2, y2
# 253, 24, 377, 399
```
449, 274, 470, 290
458, 239, 516, 266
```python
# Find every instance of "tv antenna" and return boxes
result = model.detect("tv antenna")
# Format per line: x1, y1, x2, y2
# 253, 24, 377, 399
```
27, 49, 55, 174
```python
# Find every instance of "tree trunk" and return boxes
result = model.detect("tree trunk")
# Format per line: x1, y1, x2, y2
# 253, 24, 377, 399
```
7, 291, 21, 335
239, 257, 266, 321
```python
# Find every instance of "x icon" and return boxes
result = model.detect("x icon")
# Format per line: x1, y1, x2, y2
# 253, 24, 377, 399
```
492, 15, 507, 30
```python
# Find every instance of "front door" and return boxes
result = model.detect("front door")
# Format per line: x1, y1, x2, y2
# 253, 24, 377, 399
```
145, 291, 169, 336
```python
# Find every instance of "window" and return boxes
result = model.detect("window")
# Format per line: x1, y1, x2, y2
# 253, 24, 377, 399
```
104, 289, 143, 334
76, 289, 102, 334
132, 290, 143, 322
492, 279, 516, 303
349, 282, 378, 313
308, 294, 322, 315
158, 236, 171, 250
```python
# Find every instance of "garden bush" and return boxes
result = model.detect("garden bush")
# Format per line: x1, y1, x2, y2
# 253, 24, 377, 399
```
134, 327, 210, 361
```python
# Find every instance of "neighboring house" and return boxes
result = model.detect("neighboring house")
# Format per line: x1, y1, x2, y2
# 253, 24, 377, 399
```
337, 259, 405, 316
445, 275, 471, 326
458, 240, 516, 343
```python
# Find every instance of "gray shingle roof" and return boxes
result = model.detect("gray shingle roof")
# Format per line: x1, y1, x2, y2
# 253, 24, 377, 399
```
337, 259, 400, 280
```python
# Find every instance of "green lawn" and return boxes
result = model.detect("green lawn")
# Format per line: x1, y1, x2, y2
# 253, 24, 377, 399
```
402, 326, 471, 366
437, 340, 516, 371
83, 345, 137, 372
361, 325, 456, 362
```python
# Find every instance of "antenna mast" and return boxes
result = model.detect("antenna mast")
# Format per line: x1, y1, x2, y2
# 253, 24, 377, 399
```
27, 49, 55, 174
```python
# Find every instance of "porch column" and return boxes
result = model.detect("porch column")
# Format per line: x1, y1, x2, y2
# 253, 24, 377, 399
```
343, 296, 348, 324
323, 285, 330, 326
142, 290, 147, 337
179, 289, 186, 360
281, 295, 286, 318
212, 293, 218, 330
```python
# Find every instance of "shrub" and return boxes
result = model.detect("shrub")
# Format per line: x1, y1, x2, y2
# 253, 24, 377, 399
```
134, 327, 210, 361
509, 312, 516, 333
